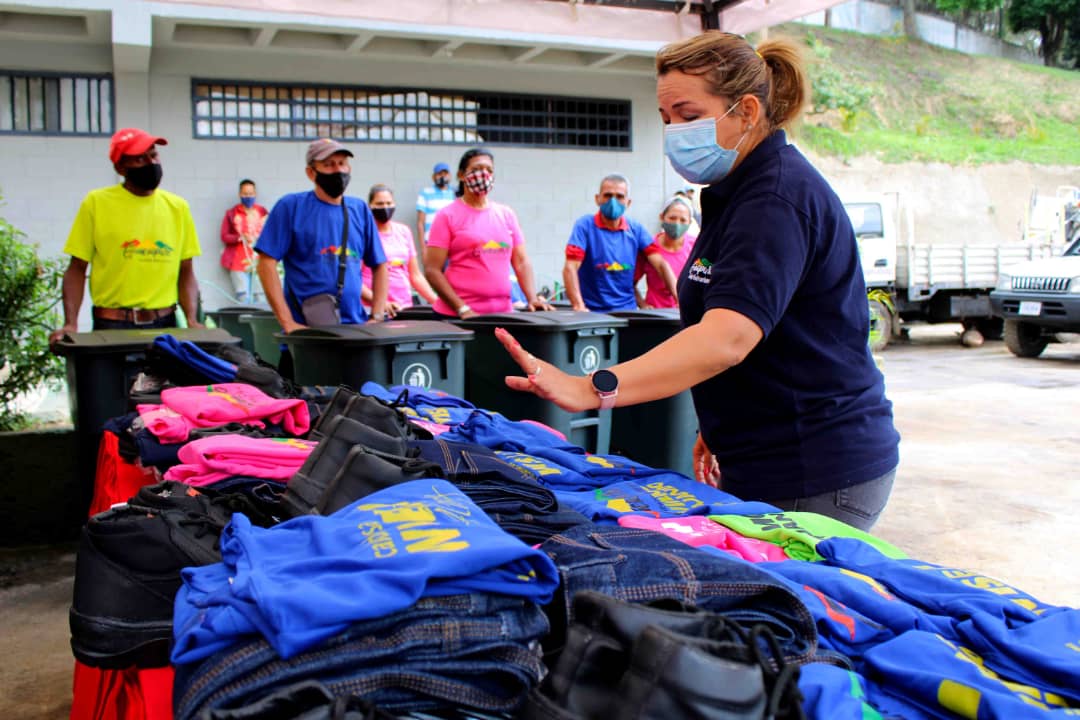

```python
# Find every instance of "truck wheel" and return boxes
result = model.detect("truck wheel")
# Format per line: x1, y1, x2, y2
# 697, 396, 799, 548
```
868, 299, 892, 352
975, 317, 1004, 341
1004, 319, 1048, 358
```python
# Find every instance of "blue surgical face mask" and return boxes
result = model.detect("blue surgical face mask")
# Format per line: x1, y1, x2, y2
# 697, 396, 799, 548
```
599, 197, 626, 221
663, 102, 748, 185
240, 197, 256, 209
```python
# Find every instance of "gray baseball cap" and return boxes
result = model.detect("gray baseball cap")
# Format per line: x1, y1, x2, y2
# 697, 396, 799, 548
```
306, 138, 353, 164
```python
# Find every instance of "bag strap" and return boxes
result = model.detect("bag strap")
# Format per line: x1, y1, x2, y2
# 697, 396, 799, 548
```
337, 200, 349, 300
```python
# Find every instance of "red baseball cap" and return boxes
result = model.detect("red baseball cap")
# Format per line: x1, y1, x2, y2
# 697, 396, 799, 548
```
109, 128, 168, 164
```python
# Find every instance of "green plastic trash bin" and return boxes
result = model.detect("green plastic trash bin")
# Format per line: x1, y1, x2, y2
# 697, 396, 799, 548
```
453, 311, 627, 454
52, 327, 240, 514
279, 320, 474, 397
239, 312, 284, 367
205, 305, 269, 352
608, 309, 696, 476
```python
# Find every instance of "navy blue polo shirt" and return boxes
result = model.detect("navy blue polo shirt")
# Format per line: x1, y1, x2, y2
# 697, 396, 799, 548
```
567, 213, 654, 312
678, 131, 899, 500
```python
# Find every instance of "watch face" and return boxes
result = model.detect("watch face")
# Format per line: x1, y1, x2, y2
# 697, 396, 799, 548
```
592, 369, 618, 393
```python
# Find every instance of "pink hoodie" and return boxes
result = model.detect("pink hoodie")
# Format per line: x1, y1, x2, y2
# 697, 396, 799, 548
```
138, 383, 310, 444
163, 435, 316, 487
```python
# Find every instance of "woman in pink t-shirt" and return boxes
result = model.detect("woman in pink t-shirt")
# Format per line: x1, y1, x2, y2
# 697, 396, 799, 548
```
362, 184, 438, 315
423, 148, 552, 318
634, 196, 697, 309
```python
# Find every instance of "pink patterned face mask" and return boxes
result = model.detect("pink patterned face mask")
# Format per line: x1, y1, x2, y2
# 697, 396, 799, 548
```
463, 169, 494, 196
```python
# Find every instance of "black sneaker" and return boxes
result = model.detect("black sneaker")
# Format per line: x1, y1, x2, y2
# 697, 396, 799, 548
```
522, 591, 806, 720
69, 501, 227, 668
316, 446, 443, 515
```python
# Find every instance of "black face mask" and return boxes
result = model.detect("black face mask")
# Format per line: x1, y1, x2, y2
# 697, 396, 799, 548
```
371, 206, 395, 224
126, 163, 163, 192
314, 170, 350, 199
434, 177, 449, 189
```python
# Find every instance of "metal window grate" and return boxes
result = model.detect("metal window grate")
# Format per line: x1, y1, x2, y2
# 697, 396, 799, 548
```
191, 80, 631, 150
0, 71, 114, 136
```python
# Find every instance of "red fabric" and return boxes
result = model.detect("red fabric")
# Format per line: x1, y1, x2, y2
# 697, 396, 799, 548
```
641, 242, 662, 257
592, 212, 628, 231
74, 433, 173, 720
564, 245, 586, 262
88, 431, 157, 516
70, 663, 173, 720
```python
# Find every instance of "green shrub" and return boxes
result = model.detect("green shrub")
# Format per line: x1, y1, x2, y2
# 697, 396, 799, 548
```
0, 198, 64, 431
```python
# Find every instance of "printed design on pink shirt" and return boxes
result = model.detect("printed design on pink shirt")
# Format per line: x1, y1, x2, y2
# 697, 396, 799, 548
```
474, 239, 511, 256
594, 261, 630, 272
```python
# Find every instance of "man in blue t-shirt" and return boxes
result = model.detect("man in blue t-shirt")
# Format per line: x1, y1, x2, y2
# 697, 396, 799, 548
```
415, 161, 455, 250
256, 138, 387, 332
563, 174, 677, 313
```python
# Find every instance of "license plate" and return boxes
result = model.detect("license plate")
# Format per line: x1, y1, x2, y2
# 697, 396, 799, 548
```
1018, 301, 1042, 316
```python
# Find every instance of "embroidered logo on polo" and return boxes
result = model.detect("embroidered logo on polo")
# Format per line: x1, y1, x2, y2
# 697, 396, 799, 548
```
121, 238, 175, 261
688, 258, 712, 284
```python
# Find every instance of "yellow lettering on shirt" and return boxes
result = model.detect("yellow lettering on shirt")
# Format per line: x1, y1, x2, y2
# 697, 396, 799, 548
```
641, 481, 704, 515
401, 528, 469, 554
913, 565, 1050, 615
938, 635, 1075, 710
421, 407, 452, 424
358, 521, 398, 558
499, 453, 562, 477
585, 455, 616, 469
837, 569, 895, 600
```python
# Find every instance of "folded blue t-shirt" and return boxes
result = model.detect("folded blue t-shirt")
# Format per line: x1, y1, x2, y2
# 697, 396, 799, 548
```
554, 475, 776, 523
360, 381, 476, 409
172, 479, 559, 664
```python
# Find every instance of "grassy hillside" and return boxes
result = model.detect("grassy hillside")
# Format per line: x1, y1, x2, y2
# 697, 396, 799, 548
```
753, 25, 1080, 166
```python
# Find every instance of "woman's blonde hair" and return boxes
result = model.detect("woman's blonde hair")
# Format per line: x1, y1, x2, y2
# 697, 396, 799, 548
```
656, 32, 809, 132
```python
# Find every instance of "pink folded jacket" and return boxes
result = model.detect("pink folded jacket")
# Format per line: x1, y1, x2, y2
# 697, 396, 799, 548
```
617, 515, 789, 563
163, 435, 316, 487
138, 383, 310, 444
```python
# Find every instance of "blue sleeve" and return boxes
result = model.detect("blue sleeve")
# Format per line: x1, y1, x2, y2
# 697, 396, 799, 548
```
254, 195, 294, 261
567, 216, 589, 252
354, 200, 386, 267
633, 221, 653, 252
703, 193, 810, 337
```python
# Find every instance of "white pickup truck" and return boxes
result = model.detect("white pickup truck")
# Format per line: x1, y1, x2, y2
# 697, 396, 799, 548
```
846, 194, 1060, 351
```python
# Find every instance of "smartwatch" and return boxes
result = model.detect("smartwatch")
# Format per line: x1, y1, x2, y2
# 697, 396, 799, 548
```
590, 369, 619, 410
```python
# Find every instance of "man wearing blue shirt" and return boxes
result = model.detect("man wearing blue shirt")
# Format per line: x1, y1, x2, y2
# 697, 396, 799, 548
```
563, 174, 677, 313
415, 161, 455, 250
256, 139, 388, 333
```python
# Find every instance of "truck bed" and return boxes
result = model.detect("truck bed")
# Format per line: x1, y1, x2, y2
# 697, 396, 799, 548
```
897, 242, 1059, 299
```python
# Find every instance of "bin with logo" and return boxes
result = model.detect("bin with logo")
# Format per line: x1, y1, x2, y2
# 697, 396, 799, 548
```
52, 328, 240, 514
278, 320, 474, 397
608, 308, 696, 476
452, 311, 627, 454
205, 305, 269, 353
238, 311, 284, 366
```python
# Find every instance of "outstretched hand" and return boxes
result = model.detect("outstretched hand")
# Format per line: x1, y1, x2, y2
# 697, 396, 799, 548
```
693, 432, 721, 488
495, 327, 596, 413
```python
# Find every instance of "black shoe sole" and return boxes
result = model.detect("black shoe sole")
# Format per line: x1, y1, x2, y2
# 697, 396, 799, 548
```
69, 607, 174, 668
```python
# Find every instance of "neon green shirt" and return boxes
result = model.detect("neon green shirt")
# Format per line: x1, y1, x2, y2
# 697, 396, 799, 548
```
64, 184, 201, 309
708, 511, 908, 562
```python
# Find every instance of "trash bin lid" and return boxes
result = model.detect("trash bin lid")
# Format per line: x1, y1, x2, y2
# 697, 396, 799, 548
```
278, 320, 474, 346
452, 310, 628, 331
53, 327, 239, 355
608, 308, 683, 326
207, 305, 270, 317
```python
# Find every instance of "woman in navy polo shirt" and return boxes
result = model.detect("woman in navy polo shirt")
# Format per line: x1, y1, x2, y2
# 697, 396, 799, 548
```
496, 32, 899, 531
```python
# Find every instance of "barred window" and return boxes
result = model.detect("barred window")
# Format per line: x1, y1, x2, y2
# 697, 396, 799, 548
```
0, 71, 113, 136
192, 80, 631, 150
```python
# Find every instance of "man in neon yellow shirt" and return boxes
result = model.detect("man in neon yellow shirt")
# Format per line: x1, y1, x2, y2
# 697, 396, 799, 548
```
49, 127, 202, 343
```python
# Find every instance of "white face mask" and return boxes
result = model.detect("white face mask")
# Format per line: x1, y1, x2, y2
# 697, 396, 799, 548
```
663, 101, 749, 185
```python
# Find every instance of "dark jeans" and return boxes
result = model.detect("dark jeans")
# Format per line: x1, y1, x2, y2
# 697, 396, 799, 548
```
769, 468, 896, 532
173, 593, 549, 720
92, 312, 177, 331
539, 524, 819, 667
409, 438, 591, 544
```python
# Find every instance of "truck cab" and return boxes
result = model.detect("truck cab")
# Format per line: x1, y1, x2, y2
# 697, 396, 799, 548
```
990, 235, 1080, 357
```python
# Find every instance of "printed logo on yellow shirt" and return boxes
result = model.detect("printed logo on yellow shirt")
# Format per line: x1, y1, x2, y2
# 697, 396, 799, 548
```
120, 238, 175, 262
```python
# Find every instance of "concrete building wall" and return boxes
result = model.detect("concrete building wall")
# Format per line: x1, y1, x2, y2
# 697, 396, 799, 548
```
1, 34, 683, 325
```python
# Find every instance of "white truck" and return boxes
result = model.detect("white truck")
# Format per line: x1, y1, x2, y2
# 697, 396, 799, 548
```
990, 187, 1080, 358
845, 193, 1061, 351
